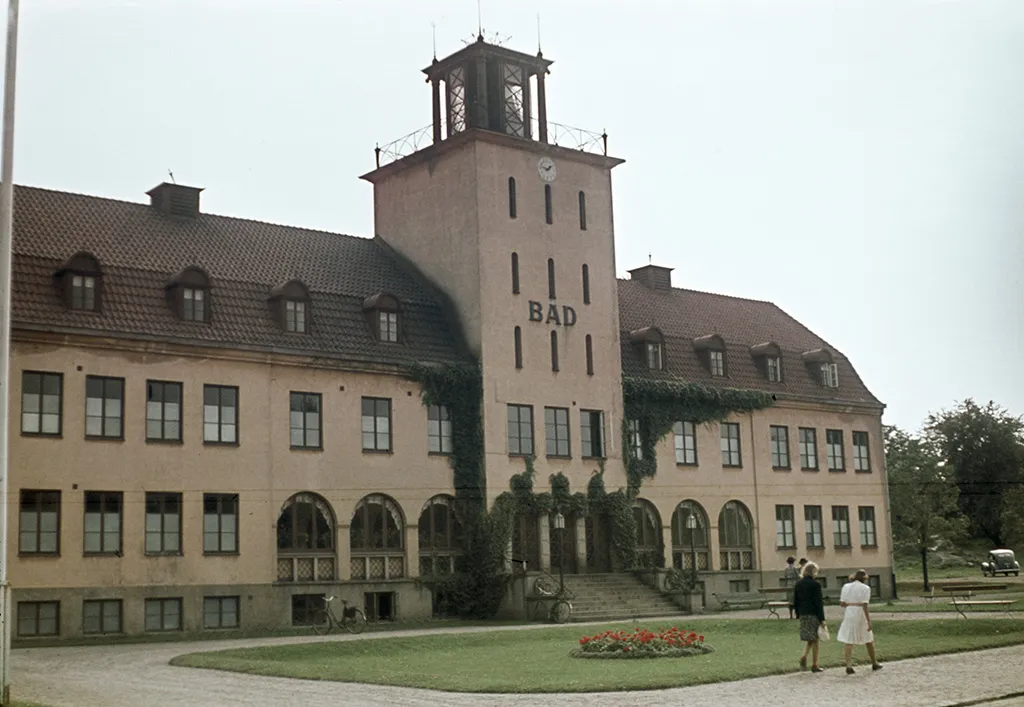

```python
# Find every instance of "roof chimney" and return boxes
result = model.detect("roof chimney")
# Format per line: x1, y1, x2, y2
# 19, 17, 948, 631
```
147, 182, 203, 219
628, 264, 674, 291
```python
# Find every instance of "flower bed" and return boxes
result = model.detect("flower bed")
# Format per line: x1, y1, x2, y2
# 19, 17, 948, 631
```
570, 627, 716, 659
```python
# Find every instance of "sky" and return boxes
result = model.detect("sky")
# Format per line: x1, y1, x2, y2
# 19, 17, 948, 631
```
11, 0, 1024, 433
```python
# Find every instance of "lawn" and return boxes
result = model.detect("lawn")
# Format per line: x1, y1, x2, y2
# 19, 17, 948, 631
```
171, 618, 1024, 693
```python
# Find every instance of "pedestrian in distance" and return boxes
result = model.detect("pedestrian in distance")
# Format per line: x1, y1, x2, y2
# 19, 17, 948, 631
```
784, 556, 801, 619
794, 560, 827, 673
838, 569, 883, 674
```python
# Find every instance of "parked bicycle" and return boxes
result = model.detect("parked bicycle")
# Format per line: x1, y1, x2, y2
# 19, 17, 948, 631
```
312, 596, 367, 635
532, 572, 575, 623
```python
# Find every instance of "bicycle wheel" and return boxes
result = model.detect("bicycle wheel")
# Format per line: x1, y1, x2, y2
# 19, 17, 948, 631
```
550, 600, 572, 624
311, 609, 333, 636
343, 609, 367, 634
533, 576, 557, 596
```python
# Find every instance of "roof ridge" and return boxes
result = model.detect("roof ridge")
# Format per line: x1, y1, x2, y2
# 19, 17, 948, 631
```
616, 277, 772, 305
14, 183, 368, 243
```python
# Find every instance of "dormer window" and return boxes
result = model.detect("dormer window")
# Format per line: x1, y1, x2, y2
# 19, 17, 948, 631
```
693, 334, 726, 377
54, 252, 103, 312
269, 280, 311, 334
801, 348, 838, 388
821, 362, 839, 388
750, 342, 783, 382
363, 293, 402, 343
166, 267, 211, 323
629, 327, 665, 371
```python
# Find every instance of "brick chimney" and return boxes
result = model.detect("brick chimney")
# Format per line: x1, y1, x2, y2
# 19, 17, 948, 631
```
147, 182, 204, 219
628, 264, 674, 291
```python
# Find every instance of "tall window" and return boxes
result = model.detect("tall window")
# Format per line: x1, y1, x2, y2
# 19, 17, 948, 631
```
767, 356, 782, 382
544, 407, 570, 457
379, 311, 399, 342
290, 392, 322, 449
361, 397, 392, 452
511, 252, 520, 294
582, 264, 590, 304
146, 380, 182, 442
203, 385, 238, 444
145, 598, 182, 632
550, 331, 559, 372
646, 342, 663, 370
285, 300, 307, 333
770, 425, 790, 469
858, 506, 877, 546
145, 492, 182, 555
580, 410, 604, 458
805, 505, 824, 547
204, 493, 238, 554
826, 429, 845, 471
820, 362, 839, 388
19, 490, 60, 554
85, 376, 123, 439
775, 505, 795, 548
585, 334, 594, 375
71, 274, 97, 310
507, 404, 533, 456
671, 501, 710, 570
84, 491, 121, 554
718, 501, 755, 570
544, 184, 553, 224
674, 421, 698, 465
508, 177, 517, 219
204, 596, 240, 629
627, 419, 643, 460
799, 428, 818, 470
832, 506, 851, 547
21, 371, 62, 436
17, 602, 59, 637
83, 600, 121, 635
547, 258, 556, 299
183, 287, 205, 322
419, 495, 463, 576
720, 422, 741, 467
709, 350, 725, 377
427, 404, 452, 454
853, 431, 871, 471
514, 326, 523, 369
578, 190, 587, 230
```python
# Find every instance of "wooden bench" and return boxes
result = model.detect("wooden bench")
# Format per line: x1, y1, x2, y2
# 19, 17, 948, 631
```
766, 600, 790, 618
949, 598, 1015, 619
713, 592, 767, 611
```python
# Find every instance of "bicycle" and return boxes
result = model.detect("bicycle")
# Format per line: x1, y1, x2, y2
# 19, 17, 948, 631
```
532, 572, 575, 624
312, 596, 367, 635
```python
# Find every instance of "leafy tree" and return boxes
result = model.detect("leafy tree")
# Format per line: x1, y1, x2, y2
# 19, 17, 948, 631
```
926, 400, 1024, 546
1001, 486, 1024, 548
886, 426, 967, 590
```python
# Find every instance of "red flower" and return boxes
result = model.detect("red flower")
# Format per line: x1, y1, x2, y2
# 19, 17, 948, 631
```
699, 635, 705, 642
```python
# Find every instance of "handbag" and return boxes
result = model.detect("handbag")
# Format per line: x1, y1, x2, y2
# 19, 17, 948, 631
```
817, 624, 831, 642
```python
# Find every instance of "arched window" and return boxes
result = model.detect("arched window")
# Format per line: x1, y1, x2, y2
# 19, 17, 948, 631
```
508, 177, 517, 219
632, 499, 664, 568
55, 251, 102, 312
418, 495, 463, 576
718, 500, 755, 571
276, 493, 336, 582
671, 500, 710, 571
350, 494, 406, 580
165, 266, 211, 323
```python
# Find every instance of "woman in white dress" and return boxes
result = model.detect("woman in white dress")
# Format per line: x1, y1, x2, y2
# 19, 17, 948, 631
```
837, 569, 883, 674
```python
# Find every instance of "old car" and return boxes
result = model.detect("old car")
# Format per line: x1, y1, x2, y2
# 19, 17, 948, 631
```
981, 549, 1020, 577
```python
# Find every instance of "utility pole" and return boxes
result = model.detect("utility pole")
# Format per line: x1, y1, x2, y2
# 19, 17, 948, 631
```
0, 1, 20, 704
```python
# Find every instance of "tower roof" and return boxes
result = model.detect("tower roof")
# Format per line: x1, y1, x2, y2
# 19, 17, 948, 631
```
423, 36, 552, 81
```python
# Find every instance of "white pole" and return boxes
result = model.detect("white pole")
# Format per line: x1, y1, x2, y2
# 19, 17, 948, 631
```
0, 1, 19, 705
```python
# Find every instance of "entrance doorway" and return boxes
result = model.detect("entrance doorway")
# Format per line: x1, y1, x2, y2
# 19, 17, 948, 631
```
585, 513, 613, 573
549, 513, 580, 574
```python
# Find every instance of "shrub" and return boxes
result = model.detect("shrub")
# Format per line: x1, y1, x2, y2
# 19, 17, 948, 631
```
570, 627, 715, 659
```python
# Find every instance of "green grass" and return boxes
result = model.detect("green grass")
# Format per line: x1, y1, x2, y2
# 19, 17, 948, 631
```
171, 618, 1024, 693
878, 599, 1023, 613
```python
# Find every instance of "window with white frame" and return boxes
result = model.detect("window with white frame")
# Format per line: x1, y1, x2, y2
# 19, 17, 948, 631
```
720, 422, 741, 467
379, 310, 399, 342
285, 300, 307, 333
799, 428, 818, 470
674, 421, 698, 465
820, 362, 838, 388
767, 356, 782, 382
826, 429, 845, 471
709, 350, 725, 376
646, 342, 663, 370
427, 404, 452, 454
628, 418, 643, 460
770, 425, 790, 469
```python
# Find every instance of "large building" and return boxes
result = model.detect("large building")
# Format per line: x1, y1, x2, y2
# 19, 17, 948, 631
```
7, 39, 891, 640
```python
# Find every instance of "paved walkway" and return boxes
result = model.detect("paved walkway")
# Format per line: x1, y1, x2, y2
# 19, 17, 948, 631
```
12, 610, 1024, 707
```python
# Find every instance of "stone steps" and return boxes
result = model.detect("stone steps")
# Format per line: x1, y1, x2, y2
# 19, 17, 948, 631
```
545, 573, 687, 623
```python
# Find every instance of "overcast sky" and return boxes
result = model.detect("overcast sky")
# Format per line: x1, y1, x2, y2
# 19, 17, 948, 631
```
13, 0, 1024, 432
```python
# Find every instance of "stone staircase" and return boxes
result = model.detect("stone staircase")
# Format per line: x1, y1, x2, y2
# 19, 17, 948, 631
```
562, 573, 686, 622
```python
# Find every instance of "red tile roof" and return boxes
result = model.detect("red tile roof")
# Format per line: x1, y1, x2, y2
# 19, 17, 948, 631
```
616, 279, 883, 408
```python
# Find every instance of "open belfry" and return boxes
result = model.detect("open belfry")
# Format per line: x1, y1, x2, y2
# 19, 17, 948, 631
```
7, 37, 890, 639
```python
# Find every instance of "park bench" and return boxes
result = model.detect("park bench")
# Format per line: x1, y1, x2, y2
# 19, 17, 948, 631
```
766, 600, 791, 618
713, 592, 768, 611
940, 583, 1013, 619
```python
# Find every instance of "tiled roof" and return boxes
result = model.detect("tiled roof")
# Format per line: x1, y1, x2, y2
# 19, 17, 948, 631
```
617, 279, 883, 407
12, 185, 468, 368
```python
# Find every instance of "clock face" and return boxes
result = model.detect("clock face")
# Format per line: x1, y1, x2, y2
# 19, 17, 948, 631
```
538, 157, 557, 182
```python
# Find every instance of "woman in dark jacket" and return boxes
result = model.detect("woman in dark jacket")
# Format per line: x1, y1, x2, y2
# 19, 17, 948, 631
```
794, 561, 827, 673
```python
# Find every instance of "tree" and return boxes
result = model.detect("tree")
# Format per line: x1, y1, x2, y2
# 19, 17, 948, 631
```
886, 425, 967, 591
1001, 486, 1024, 548
926, 400, 1024, 546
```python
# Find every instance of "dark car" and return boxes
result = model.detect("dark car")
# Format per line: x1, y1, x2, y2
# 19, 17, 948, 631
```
981, 549, 1020, 577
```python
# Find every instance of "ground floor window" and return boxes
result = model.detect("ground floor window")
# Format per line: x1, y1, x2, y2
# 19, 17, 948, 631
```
365, 592, 395, 621
18, 601, 59, 637
291, 594, 324, 626
868, 575, 881, 598
83, 599, 122, 635
729, 579, 750, 593
145, 598, 182, 632
203, 596, 240, 629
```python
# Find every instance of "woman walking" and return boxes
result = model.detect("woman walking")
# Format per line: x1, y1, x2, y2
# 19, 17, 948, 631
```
838, 569, 883, 674
793, 561, 826, 673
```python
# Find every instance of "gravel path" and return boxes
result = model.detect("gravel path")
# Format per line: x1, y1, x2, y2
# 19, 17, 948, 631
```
12, 609, 1024, 707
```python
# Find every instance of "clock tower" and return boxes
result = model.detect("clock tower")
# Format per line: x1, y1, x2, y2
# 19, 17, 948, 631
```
362, 38, 626, 559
